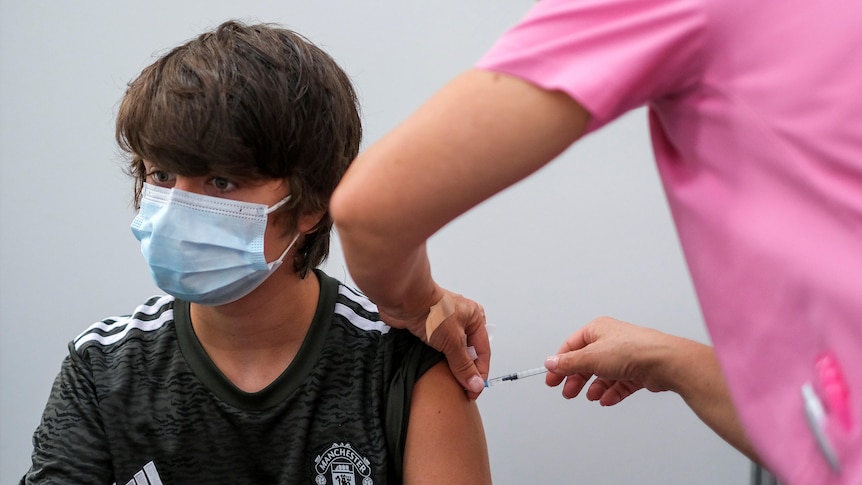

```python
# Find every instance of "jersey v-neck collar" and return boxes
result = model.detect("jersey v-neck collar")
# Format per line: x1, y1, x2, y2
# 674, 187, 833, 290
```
173, 269, 337, 411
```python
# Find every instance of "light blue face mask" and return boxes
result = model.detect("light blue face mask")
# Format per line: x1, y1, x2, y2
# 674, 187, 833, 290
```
130, 183, 298, 306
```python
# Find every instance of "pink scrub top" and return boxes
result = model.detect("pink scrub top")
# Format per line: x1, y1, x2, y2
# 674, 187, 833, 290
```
477, 0, 862, 483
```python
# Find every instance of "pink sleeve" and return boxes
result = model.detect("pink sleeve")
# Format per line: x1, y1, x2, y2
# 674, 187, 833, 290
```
477, 0, 707, 132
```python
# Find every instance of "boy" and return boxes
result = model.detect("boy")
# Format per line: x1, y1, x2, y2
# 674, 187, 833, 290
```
22, 20, 490, 484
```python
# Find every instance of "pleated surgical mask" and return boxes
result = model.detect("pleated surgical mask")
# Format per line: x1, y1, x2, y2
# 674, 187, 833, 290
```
130, 183, 298, 305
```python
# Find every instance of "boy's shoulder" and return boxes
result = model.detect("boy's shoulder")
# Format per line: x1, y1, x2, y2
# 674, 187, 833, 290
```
71, 294, 177, 356
328, 276, 391, 336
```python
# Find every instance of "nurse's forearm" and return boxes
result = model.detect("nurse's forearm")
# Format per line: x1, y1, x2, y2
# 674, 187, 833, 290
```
331, 131, 444, 314
338, 225, 438, 317
667, 339, 762, 464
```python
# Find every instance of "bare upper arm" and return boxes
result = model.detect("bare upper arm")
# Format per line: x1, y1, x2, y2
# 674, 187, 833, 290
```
402, 361, 492, 484
332, 68, 590, 247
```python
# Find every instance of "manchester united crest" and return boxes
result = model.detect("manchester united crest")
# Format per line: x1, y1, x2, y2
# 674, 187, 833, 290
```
314, 442, 373, 485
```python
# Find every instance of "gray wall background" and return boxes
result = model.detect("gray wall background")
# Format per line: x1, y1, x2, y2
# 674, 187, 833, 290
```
0, 1, 749, 483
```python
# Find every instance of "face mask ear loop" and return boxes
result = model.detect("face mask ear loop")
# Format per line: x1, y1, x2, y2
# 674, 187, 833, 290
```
264, 194, 298, 268
264, 194, 292, 214
269, 233, 301, 268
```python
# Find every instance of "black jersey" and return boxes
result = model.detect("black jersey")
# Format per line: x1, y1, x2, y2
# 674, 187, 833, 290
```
21, 270, 442, 484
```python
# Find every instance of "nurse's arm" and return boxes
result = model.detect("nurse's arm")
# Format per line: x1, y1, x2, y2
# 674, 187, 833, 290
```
331, 69, 589, 393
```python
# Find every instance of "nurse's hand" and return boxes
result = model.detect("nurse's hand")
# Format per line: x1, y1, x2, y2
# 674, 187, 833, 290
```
378, 289, 490, 400
544, 317, 676, 404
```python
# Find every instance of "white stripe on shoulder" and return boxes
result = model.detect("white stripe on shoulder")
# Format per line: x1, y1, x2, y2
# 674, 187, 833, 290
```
74, 295, 175, 351
336, 285, 390, 334
338, 284, 378, 313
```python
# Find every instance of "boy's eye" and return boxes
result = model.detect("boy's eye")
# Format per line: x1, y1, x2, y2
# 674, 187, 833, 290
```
146, 170, 174, 184
211, 177, 236, 191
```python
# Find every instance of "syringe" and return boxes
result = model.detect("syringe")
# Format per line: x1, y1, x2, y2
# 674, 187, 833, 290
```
484, 366, 548, 387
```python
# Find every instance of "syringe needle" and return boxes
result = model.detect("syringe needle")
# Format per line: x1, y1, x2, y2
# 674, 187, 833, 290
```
484, 366, 548, 387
